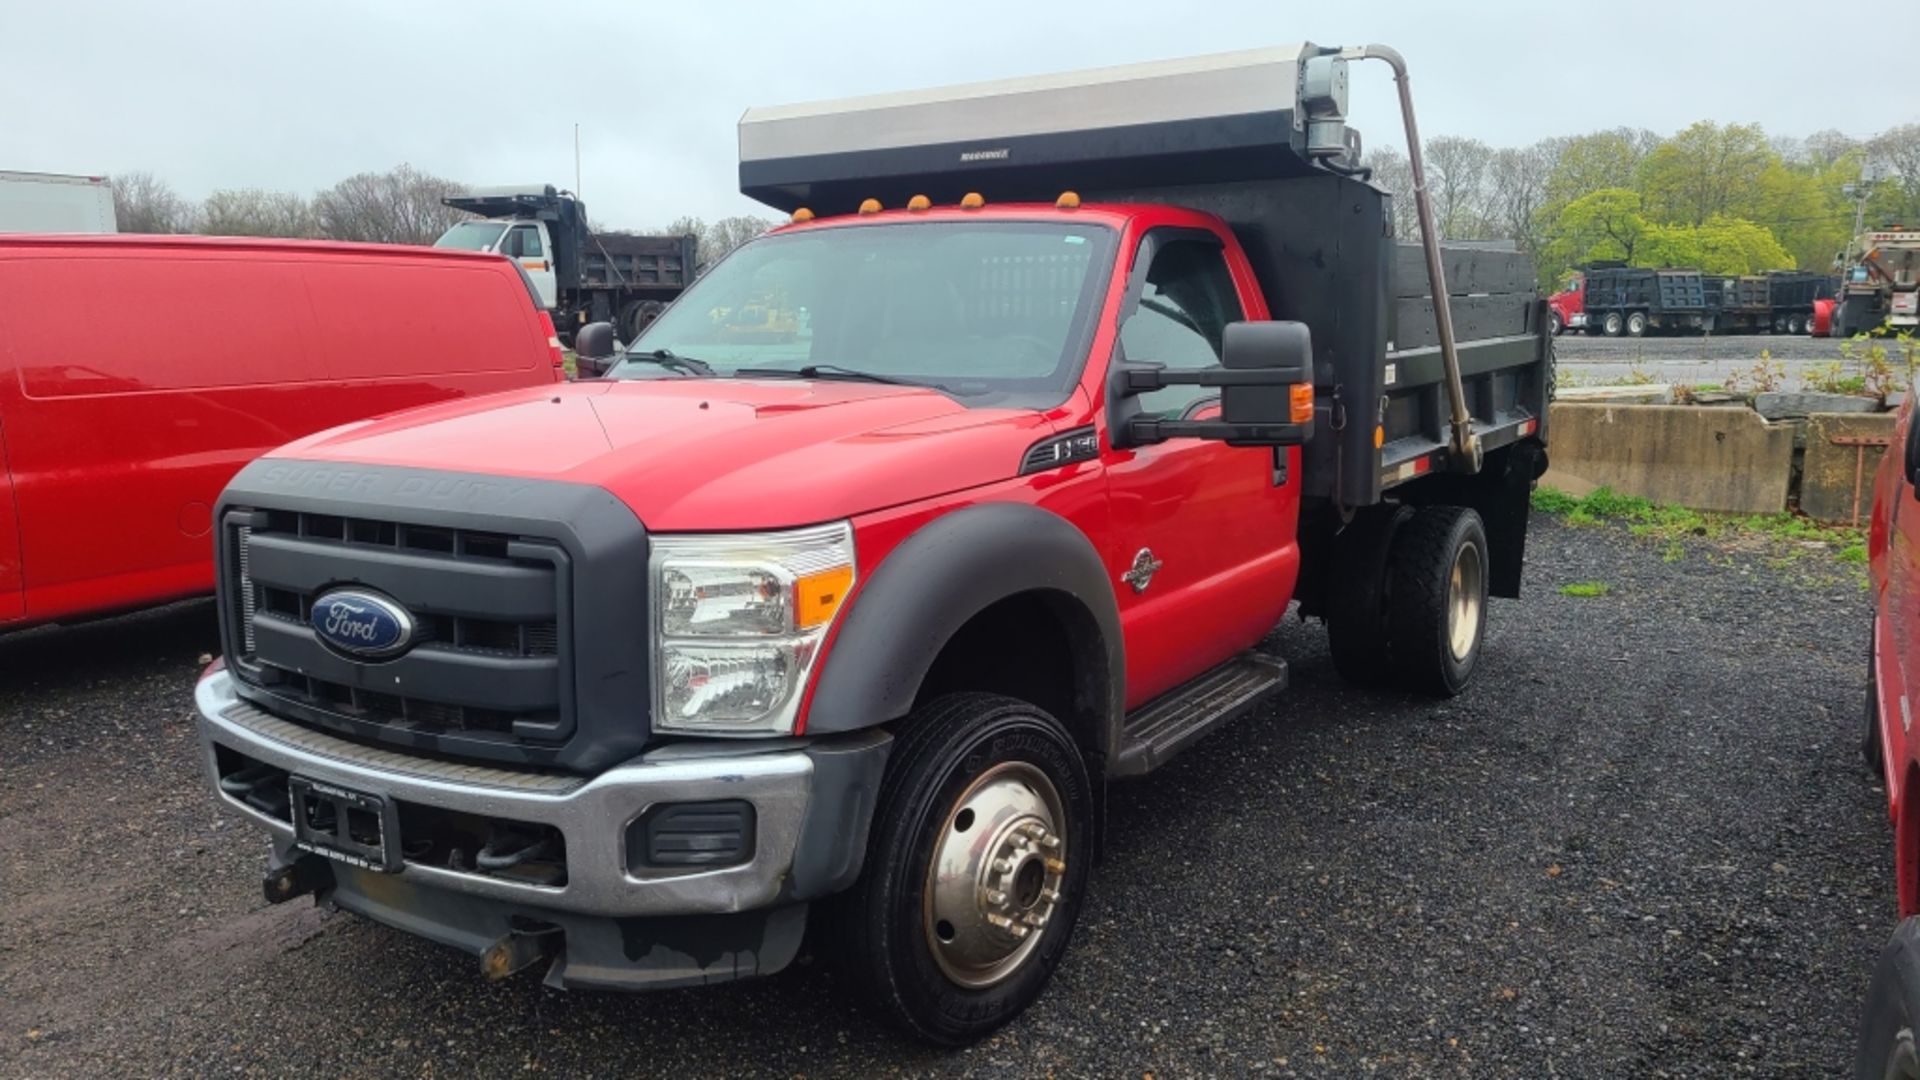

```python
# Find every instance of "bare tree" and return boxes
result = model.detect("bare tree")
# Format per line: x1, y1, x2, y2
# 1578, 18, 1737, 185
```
313, 164, 470, 246
198, 188, 319, 238
1424, 136, 1495, 239
661, 214, 777, 272
1868, 123, 1920, 224
1362, 147, 1420, 239
109, 171, 195, 233
1805, 129, 1863, 169
1488, 140, 1560, 269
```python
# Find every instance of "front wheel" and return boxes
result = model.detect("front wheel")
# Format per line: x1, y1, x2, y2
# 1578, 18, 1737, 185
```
832, 694, 1094, 1044
1548, 310, 1564, 336
1387, 506, 1490, 696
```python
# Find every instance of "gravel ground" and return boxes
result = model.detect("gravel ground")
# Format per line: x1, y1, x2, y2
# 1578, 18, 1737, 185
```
0, 519, 1889, 1078
1554, 333, 1853, 388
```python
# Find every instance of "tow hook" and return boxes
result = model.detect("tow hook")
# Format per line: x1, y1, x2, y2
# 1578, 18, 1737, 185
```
262, 852, 333, 905
480, 923, 563, 981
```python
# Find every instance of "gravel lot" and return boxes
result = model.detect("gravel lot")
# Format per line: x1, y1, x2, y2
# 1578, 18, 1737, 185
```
0, 518, 1889, 1078
1554, 333, 1853, 388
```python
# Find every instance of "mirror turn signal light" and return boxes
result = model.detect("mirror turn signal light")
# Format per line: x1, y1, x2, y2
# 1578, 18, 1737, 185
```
1290, 384, 1315, 425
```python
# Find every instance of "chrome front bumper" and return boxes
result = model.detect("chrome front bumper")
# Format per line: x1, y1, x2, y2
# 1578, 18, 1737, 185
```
194, 668, 885, 920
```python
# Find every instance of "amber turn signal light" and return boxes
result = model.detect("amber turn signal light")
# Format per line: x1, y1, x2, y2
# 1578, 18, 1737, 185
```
1290, 384, 1314, 425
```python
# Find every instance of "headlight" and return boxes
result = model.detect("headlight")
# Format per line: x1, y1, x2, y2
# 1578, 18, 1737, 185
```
649, 522, 855, 734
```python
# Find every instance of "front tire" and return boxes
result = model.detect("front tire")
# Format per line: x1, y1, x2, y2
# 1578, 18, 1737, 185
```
1549, 310, 1564, 336
1387, 506, 1490, 696
832, 694, 1094, 1044
1856, 918, 1920, 1080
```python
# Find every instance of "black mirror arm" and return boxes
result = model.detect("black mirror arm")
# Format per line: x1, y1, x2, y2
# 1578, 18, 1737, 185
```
1121, 366, 1306, 394
1129, 417, 1312, 446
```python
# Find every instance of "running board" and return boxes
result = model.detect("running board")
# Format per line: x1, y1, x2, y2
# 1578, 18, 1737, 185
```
1112, 652, 1287, 778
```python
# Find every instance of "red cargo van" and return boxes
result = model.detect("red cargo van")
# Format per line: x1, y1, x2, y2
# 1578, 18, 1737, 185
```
0, 235, 565, 630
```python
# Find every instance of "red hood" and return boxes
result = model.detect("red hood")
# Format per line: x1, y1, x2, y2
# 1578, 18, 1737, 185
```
269, 379, 1060, 530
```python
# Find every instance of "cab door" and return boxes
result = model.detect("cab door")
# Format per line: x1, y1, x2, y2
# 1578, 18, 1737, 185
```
505, 223, 558, 309
1100, 228, 1301, 707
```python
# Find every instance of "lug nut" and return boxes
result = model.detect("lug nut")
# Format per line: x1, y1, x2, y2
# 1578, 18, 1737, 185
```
986, 889, 1007, 906
1040, 834, 1061, 850
992, 857, 1012, 873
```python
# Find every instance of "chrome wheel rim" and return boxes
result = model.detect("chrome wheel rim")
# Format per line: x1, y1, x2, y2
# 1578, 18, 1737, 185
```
922, 761, 1068, 989
1447, 539, 1485, 662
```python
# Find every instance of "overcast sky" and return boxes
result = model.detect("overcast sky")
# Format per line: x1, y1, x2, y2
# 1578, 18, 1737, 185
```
10, 0, 1912, 228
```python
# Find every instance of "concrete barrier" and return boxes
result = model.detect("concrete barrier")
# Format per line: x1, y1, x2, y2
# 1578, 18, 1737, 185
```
1541, 403, 1795, 514
1801, 412, 1897, 525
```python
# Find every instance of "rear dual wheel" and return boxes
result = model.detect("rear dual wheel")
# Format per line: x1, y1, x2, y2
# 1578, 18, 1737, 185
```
1625, 311, 1648, 337
832, 694, 1093, 1044
1324, 505, 1490, 696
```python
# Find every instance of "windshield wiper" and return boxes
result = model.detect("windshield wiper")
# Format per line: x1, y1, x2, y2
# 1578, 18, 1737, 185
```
738, 364, 946, 390
623, 348, 715, 377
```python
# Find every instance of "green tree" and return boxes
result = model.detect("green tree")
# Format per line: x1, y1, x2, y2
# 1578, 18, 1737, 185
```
1546, 188, 1652, 268
1637, 121, 1776, 225
1542, 129, 1659, 212
1689, 217, 1795, 274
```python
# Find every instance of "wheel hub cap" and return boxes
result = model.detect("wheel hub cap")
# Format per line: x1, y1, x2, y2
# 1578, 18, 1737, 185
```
923, 762, 1067, 989
1447, 539, 1485, 662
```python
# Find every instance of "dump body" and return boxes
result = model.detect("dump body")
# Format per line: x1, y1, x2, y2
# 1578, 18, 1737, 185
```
438, 185, 695, 341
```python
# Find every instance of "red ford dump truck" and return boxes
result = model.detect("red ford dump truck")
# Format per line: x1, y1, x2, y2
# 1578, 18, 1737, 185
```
192, 43, 1550, 1042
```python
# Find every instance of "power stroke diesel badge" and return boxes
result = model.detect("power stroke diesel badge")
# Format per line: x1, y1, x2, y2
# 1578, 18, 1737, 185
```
310, 588, 416, 659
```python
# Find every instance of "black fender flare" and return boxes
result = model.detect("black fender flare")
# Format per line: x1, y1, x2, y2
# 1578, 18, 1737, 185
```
806, 502, 1125, 759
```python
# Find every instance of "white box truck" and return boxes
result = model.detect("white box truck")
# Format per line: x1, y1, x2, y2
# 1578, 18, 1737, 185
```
0, 171, 118, 233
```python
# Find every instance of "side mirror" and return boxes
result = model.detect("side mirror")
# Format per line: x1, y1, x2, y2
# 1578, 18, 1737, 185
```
573, 321, 618, 379
1220, 321, 1314, 444
1113, 320, 1315, 447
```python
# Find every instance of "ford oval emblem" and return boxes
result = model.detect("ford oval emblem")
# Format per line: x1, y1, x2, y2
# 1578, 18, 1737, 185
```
310, 589, 416, 659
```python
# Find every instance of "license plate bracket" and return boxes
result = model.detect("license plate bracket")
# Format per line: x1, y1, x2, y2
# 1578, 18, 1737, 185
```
289, 776, 403, 873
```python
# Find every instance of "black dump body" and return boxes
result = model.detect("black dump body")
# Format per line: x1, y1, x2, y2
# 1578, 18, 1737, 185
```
1584, 267, 1706, 316
1767, 271, 1836, 312
736, 43, 1549, 517
579, 232, 697, 296
443, 187, 695, 301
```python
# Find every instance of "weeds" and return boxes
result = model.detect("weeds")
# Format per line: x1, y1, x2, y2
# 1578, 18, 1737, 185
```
1531, 485, 1865, 559
1834, 333, 1918, 402
1724, 350, 1786, 395
1560, 581, 1612, 597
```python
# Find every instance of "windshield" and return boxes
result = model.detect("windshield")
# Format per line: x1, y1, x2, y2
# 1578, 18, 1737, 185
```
612, 220, 1117, 407
435, 220, 508, 252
